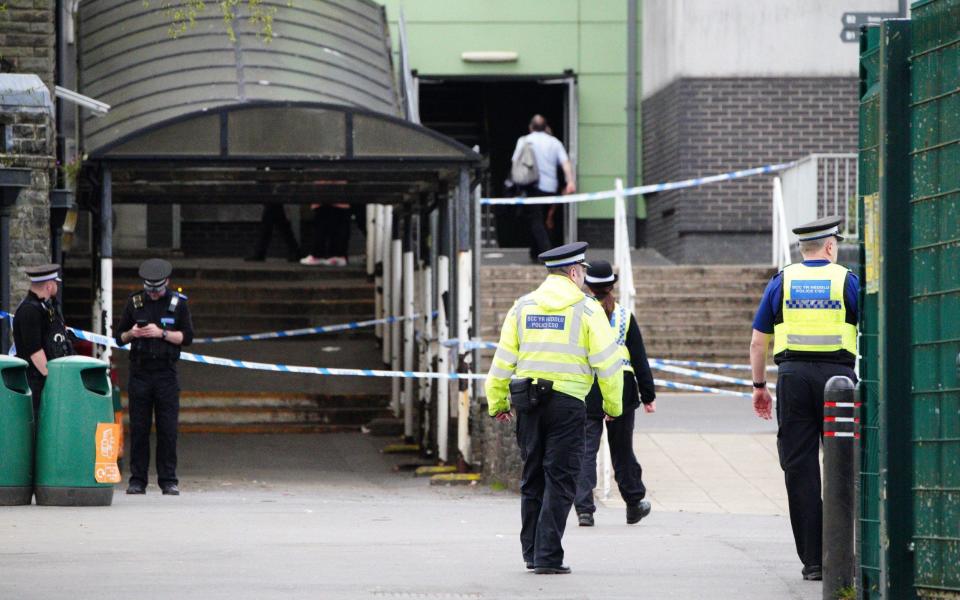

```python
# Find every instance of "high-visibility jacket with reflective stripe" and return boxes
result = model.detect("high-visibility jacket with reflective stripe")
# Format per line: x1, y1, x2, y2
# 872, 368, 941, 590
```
485, 275, 624, 417
773, 262, 857, 358
610, 302, 634, 374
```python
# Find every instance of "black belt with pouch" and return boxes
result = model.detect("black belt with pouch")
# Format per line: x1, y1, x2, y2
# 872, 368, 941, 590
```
509, 377, 554, 412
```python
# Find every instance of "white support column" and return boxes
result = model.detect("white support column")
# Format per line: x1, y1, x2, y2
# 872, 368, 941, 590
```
402, 248, 415, 439
456, 249, 472, 464
99, 258, 113, 363
436, 255, 450, 463
381, 206, 393, 365
420, 265, 434, 433
372, 205, 383, 340
99, 168, 113, 363
366, 204, 376, 277
391, 236, 402, 418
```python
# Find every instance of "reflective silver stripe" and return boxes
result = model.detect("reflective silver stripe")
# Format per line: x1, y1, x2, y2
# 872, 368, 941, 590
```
589, 341, 619, 364
568, 300, 586, 345
787, 334, 842, 346
488, 365, 514, 379
493, 347, 519, 365
514, 297, 536, 343
517, 359, 592, 376
520, 341, 587, 357
596, 360, 623, 379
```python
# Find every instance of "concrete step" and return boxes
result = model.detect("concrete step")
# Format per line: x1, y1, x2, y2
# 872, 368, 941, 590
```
64, 260, 369, 283
65, 281, 375, 300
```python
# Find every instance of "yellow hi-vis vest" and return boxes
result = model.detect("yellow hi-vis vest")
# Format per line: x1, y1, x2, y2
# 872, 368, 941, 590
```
772, 262, 858, 358
485, 275, 624, 417
610, 302, 634, 374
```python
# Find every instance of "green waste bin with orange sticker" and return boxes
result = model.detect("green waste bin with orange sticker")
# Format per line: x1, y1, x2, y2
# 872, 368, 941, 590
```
0, 356, 34, 505
35, 356, 120, 506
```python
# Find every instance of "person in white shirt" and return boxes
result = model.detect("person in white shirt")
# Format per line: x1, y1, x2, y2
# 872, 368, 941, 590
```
511, 115, 577, 260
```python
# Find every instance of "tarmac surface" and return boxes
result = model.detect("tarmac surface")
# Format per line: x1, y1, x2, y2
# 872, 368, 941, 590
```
0, 395, 820, 600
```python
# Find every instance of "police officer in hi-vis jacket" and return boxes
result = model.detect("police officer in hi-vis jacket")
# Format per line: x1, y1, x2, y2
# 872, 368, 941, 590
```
485, 242, 623, 575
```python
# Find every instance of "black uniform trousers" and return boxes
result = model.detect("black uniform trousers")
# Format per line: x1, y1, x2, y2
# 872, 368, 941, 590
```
27, 372, 45, 420
516, 391, 585, 568
252, 204, 301, 259
128, 365, 181, 488
519, 187, 553, 260
574, 405, 646, 514
775, 360, 857, 568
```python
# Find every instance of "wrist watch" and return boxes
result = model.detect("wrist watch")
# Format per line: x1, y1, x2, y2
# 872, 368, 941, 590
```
162, 330, 168, 340
753, 381, 766, 389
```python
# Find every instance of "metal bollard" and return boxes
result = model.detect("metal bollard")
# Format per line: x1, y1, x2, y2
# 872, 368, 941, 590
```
822, 375, 858, 599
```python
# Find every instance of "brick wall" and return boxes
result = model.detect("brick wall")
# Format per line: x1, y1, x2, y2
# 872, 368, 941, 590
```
0, 0, 56, 88
642, 77, 858, 263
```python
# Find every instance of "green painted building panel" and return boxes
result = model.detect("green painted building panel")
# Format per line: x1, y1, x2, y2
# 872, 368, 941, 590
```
378, 0, 580, 23
579, 0, 629, 22
579, 23, 628, 73
397, 23, 580, 74
579, 74, 628, 125
580, 124, 627, 175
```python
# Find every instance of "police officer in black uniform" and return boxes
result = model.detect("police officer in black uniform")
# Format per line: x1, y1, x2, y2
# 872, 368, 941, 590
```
750, 216, 859, 581
116, 259, 194, 496
13, 264, 75, 415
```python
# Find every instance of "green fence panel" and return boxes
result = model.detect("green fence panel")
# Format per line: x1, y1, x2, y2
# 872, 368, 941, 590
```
858, 24, 883, 599
910, 0, 960, 596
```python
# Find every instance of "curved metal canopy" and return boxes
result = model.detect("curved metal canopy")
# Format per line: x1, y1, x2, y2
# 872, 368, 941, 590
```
77, 0, 481, 204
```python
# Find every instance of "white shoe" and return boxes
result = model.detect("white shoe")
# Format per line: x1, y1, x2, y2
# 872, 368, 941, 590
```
326, 257, 347, 267
299, 255, 325, 266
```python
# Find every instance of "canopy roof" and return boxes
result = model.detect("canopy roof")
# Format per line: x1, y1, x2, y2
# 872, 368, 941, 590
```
78, 0, 480, 204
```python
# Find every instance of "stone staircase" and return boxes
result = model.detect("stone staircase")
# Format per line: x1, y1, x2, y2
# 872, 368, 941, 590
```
62, 257, 391, 432
479, 265, 775, 390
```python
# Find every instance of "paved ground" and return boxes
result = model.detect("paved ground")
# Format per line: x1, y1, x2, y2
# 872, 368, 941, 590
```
0, 395, 818, 600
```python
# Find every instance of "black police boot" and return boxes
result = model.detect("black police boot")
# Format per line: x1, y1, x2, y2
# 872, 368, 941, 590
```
626, 499, 652, 524
802, 565, 822, 581
126, 482, 146, 495
534, 565, 572, 575
161, 484, 180, 496
578, 513, 594, 527
525, 562, 534, 570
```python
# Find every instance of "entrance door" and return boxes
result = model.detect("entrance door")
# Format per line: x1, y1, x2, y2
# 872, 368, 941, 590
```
416, 76, 577, 249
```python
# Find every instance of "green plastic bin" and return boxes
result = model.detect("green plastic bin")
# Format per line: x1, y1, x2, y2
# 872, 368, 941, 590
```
35, 356, 115, 506
0, 356, 35, 505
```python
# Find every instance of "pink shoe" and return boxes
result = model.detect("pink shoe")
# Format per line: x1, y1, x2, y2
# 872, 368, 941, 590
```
326, 257, 347, 267
299, 255, 325, 266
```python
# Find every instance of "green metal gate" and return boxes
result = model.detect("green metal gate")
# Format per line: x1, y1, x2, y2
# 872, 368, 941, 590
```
909, 1, 960, 596
857, 25, 883, 599
858, 2, 960, 597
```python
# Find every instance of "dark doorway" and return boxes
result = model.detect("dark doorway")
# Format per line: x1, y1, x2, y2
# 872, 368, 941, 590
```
418, 78, 569, 250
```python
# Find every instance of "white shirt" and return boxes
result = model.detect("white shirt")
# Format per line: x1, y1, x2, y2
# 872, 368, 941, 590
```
512, 131, 570, 193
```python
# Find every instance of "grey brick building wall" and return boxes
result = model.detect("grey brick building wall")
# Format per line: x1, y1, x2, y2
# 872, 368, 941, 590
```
642, 77, 858, 263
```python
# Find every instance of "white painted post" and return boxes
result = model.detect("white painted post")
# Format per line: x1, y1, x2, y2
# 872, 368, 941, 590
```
100, 258, 113, 363
372, 205, 383, 340
436, 255, 450, 462
420, 265, 434, 435
391, 236, 402, 418
381, 206, 392, 365
456, 249, 472, 464
403, 248, 415, 439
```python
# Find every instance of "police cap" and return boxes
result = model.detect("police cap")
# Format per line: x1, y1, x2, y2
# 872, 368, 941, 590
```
138, 258, 173, 286
538, 241, 590, 269
793, 216, 845, 242
584, 260, 617, 287
24, 263, 61, 283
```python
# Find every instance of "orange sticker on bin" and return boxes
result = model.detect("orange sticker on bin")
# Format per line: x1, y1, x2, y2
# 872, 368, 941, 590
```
94, 423, 122, 484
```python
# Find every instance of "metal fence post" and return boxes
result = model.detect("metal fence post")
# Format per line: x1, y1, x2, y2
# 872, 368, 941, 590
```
823, 375, 858, 599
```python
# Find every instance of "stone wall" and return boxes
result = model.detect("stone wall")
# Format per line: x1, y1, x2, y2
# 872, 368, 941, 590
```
2, 109, 54, 309
641, 77, 858, 263
0, 0, 56, 89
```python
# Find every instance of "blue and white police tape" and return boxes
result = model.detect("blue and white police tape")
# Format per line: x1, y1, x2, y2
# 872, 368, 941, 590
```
441, 338, 499, 351
656, 358, 778, 373
649, 360, 768, 388
193, 311, 439, 344
481, 161, 796, 205
67, 327, 487, 381
653, 379, 753, 399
